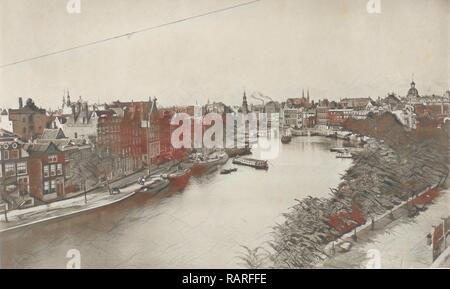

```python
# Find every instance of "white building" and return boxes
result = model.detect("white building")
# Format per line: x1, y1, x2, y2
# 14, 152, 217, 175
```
55, 96, 99, 140
0, 109, 13, 132
392, 105, 416, 130
282, 107, 304, 128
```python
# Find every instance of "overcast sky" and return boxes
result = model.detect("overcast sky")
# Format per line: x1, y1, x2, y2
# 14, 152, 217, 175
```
0, 0, 449, 110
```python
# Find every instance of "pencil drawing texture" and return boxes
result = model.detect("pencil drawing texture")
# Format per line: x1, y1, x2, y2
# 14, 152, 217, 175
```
0, 0, 449, 269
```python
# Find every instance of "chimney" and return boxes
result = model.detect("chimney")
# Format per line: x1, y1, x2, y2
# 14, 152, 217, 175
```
19, 97, 23, 109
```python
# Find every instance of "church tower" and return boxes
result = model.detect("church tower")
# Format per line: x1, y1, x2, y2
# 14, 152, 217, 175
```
242, 90, 249, 114
406, 75, 419, 101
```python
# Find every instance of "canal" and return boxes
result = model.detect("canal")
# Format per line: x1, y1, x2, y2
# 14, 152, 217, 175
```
0, 136, 352, 268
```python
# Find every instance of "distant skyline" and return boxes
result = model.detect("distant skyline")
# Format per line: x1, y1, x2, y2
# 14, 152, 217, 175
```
1, 0, 449, 110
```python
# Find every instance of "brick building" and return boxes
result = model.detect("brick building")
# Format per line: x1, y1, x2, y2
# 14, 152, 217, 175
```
327, 109, 354, 127
0, 129, 33, 208
9, 98, 49, 141
95, 109, 122, 179
25, 142, 66, 202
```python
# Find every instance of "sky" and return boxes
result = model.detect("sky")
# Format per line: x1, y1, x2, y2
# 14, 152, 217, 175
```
0, 0, 449, 110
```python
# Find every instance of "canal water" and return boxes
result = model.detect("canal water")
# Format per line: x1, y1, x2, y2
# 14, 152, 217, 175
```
0, 136, 351, 268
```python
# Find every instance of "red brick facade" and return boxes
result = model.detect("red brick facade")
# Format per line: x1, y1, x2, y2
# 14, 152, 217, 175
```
27, 143, 66, 202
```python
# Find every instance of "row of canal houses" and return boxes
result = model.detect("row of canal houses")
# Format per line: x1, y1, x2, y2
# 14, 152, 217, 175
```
259, 83, 450, 131
1, 82, 448, 209
0, 94, 189, 209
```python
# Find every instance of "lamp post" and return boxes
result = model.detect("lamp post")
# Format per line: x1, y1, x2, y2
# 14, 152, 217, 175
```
106, 178, 112, 195
442, 216, 447, 250
432, 225, 437, 261
83, 180, 87, 204
1, 203, 7, 223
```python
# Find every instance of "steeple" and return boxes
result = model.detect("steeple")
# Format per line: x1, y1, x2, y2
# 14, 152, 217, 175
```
67, 90, 71, 106
62, 90, 66, 108
302, 89, 305, 98
242, 90, 249, 114
307, 89, 310, 101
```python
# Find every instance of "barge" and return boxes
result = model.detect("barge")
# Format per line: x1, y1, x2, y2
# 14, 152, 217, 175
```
232, 157, 269, 170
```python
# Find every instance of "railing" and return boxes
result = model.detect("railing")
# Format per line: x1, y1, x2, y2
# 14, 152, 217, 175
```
431, 216, 450, 261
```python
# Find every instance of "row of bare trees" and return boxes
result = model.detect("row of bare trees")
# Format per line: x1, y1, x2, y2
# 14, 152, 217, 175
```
239, 112, 450, 268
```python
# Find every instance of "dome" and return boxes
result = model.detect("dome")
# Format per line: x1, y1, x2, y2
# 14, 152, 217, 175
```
408, 87, 418, 96
407, 80, 419, 98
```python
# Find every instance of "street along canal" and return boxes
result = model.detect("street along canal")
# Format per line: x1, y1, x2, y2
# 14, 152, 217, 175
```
0, 136, 351, 268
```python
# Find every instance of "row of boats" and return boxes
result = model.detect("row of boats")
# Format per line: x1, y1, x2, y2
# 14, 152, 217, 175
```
121, 149, 269, 195
137, 166, 193, 194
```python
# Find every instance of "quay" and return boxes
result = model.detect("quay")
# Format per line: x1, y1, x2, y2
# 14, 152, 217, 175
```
0, 163, 176, 233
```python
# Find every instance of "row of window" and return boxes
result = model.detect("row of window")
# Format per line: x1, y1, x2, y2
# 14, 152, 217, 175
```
43, 179, 62, 195
48, 155, 58, 163
0, 162, 27, 177
43, 164, 63, 178
0, 149, 20, 161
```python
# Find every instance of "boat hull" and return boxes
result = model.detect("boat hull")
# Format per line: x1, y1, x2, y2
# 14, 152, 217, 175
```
281, 136, 292, 144
225, 147, 252, 158
184, 153, 229, 176
232, 157, 268, 170
167, 169, 192, 190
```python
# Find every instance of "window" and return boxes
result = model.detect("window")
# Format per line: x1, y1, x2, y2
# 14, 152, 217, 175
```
57, 164, 63, 175
48, 155, 58, 163
44, 181, 50, 194
17, 162, 27, 175
3, 150, 9, 160
5, 163, 15, 177
50, 164, 56, 176
43, 165, 49, 177
18, 177, 28, 194
51, 180, 56, 193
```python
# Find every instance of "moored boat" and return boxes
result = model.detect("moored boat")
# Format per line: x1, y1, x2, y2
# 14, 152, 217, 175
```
336, 151, 353, 159
225, 147, 252, 158
220, 167, 238, 175
330, 147, 347, 153
183, 151, 229, 176
232, 157, 268, 170
281, 135, 292, 144
138, 176, 170, 194
281, 128, 292, 144
162, 168, 192, 190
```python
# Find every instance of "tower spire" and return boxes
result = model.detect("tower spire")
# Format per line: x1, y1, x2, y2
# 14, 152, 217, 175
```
67, 90, 71, 105
242, 90, 249, 114
62, 89, 66, 108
